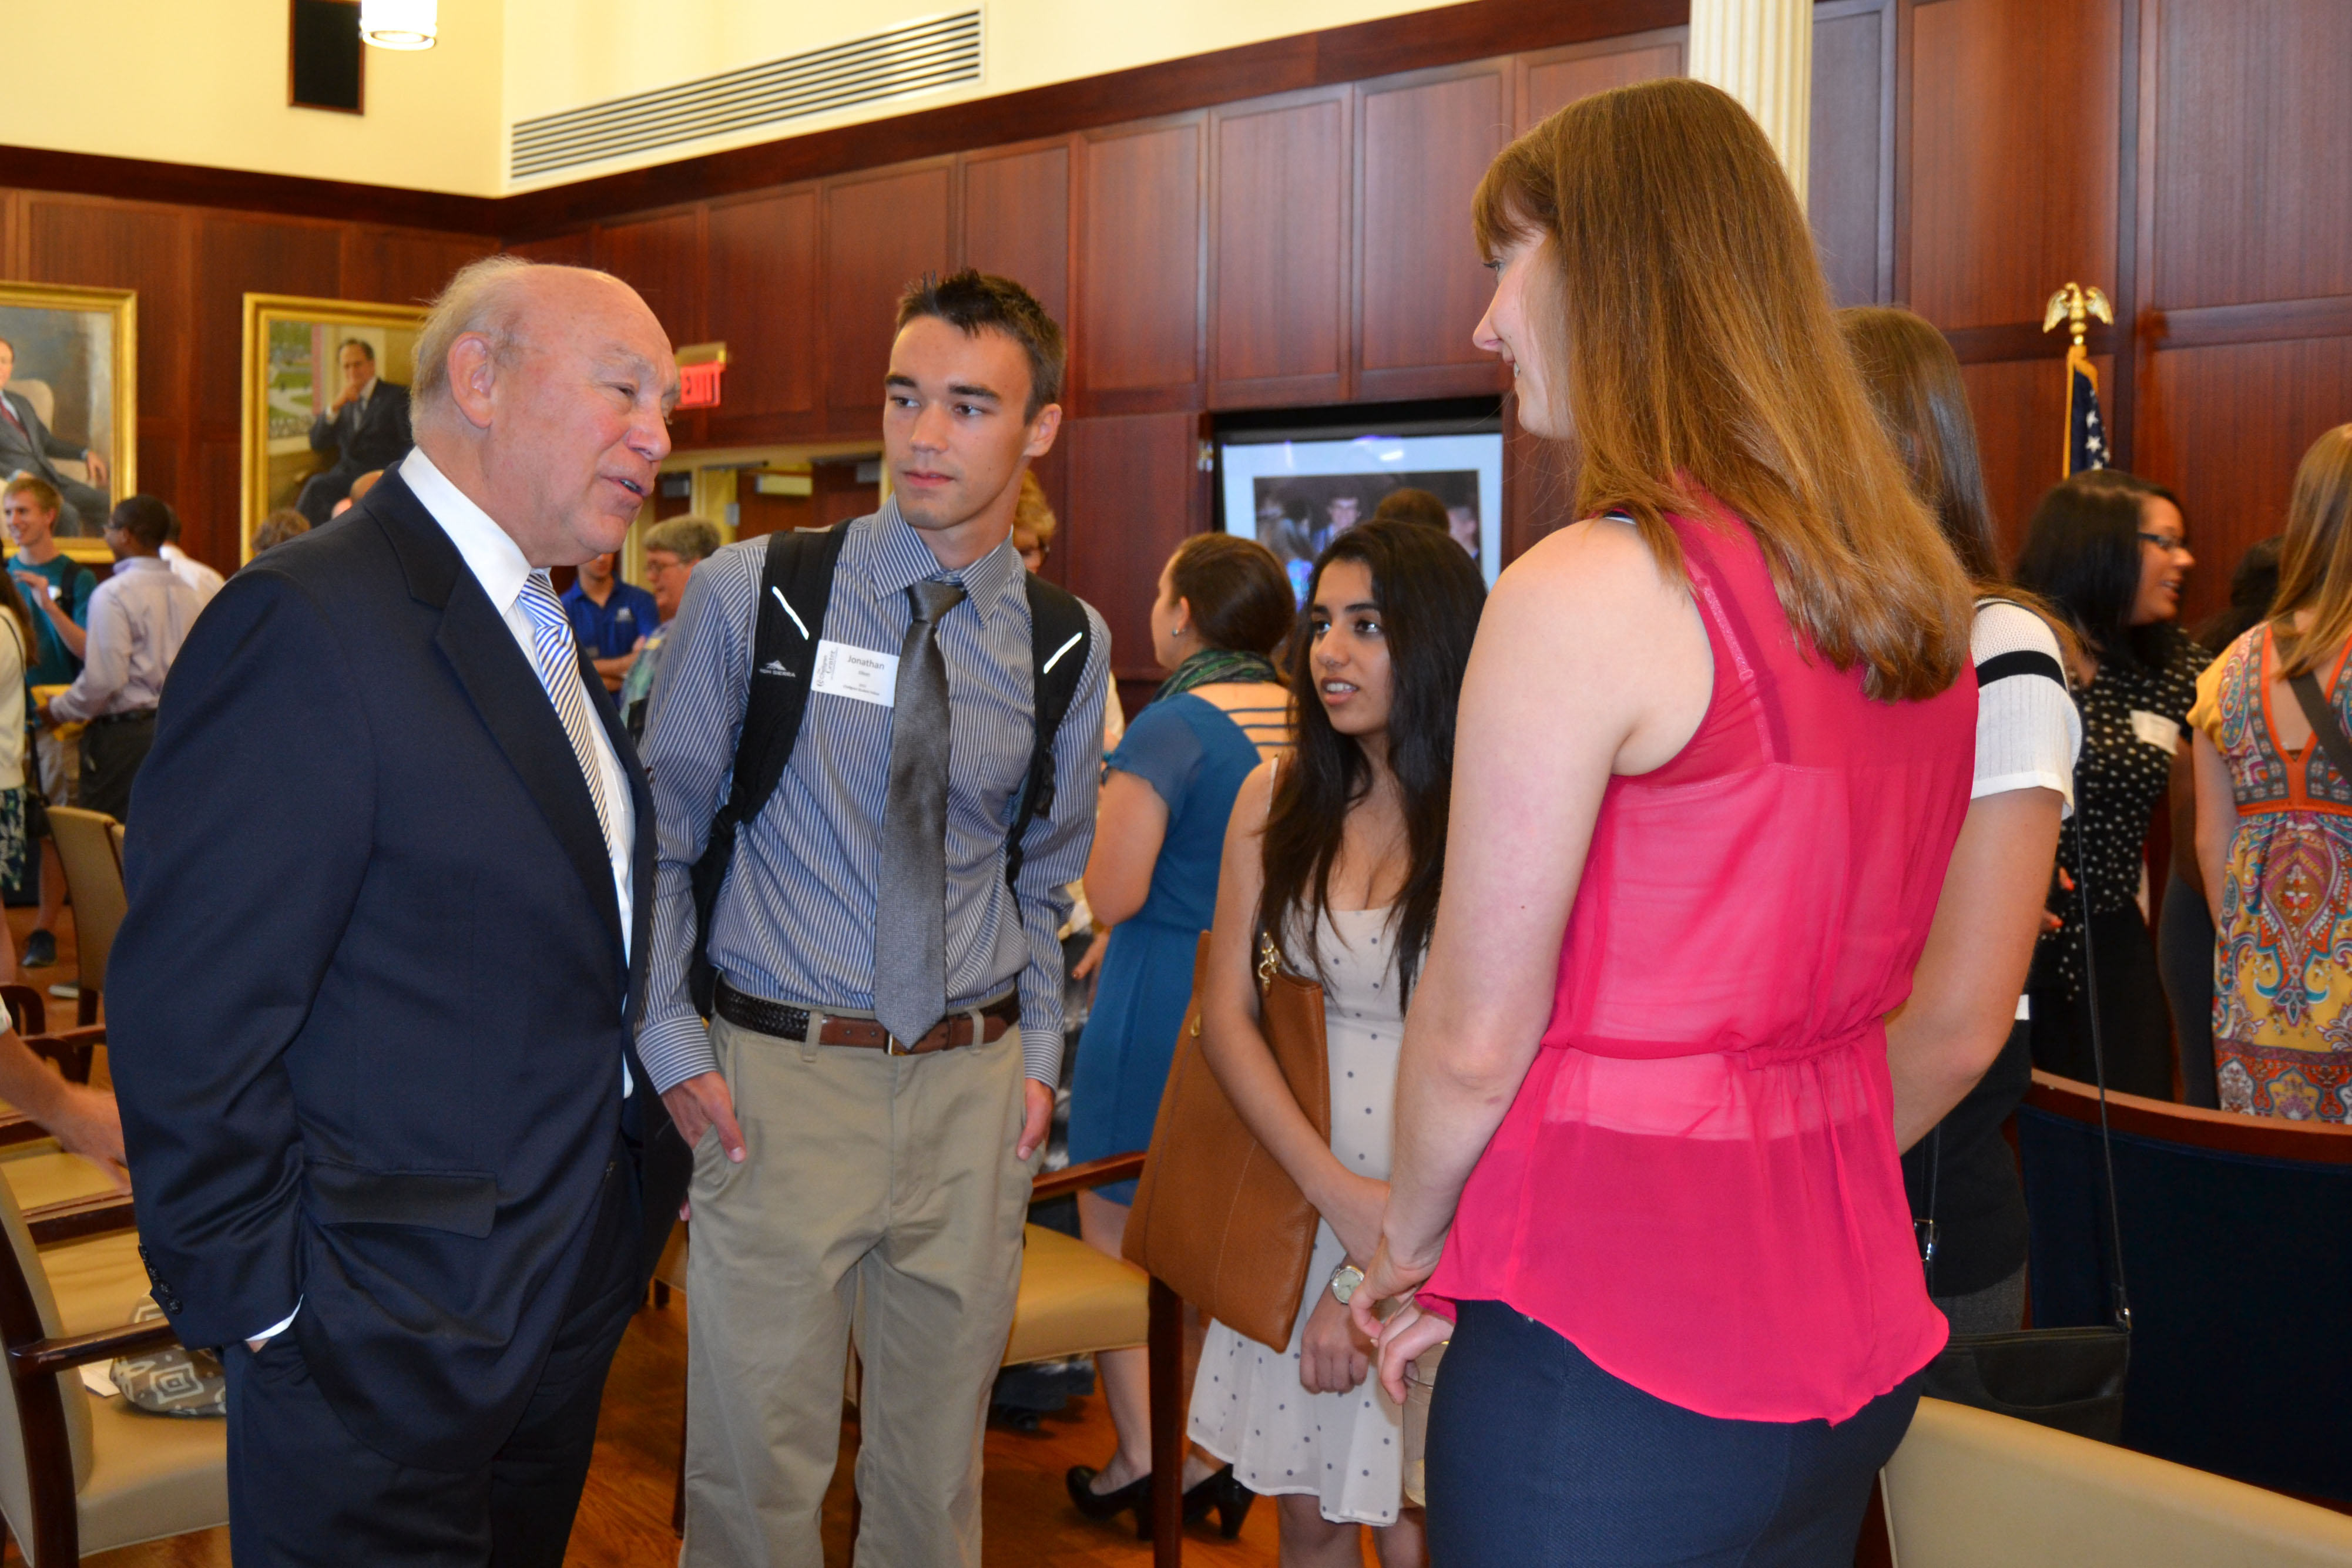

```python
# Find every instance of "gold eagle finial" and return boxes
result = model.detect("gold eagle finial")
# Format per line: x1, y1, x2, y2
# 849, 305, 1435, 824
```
2042, 283, 2115, 348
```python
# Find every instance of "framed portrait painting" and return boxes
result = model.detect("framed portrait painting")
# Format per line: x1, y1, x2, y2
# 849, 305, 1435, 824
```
240, 293, 427, 560
0, 283, 137, 562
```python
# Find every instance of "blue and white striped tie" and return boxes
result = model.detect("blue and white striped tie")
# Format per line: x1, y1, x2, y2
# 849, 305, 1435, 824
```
516, 571, 618, 852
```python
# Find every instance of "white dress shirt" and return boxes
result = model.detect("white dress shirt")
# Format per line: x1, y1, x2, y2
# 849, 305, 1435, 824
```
159, 543, 225, 608
248, 449, 643, 1350
400, 448, 636, 953
47, 556, 200, 723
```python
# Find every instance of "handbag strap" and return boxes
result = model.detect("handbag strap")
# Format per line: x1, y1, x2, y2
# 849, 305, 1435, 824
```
1930, 649, 2130, 1328
2286, 660, 2352, 788
2066, 669, 2132, 1335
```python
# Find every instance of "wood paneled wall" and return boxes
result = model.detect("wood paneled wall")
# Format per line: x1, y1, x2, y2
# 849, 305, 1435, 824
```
526, 30, 1686, 669
1810, 0, 2352, 626
4, 0, 2341, 647
514, 0, 2352, 654
0, 191, 494, 572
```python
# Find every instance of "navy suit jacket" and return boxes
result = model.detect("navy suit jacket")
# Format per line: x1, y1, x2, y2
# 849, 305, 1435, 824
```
0, 387, 87, 485
108, 468, 689, 1470
308, 380, 414, 474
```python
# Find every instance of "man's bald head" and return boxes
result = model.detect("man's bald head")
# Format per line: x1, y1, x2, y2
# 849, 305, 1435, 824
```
411, 258, 655, 423
408, 256, 679, 568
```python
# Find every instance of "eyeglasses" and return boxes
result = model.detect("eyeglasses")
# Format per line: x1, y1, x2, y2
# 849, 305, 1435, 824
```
2138, 532, 2190, 555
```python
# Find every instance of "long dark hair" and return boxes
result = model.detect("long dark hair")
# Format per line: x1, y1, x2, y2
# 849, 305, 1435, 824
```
2014, 470, 2181, 674
2195, 535, 2283, 654
1165, 533, 1294, 657
1257, 521, 1485, 999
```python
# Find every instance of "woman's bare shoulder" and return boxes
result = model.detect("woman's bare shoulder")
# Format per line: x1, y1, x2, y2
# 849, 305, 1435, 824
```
1230, 756, 1281, 825
1508, 512, 1671, 589
1481, 515, 1685, 652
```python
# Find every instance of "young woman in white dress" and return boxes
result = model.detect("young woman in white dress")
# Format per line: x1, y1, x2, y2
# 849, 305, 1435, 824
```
1187, 520, 1486, 1567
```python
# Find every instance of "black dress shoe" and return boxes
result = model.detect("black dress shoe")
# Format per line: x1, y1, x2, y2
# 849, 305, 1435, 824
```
1065, 1464, 1154, 1539
21, 930, 54, 969
1185, 1464, 1256, 1539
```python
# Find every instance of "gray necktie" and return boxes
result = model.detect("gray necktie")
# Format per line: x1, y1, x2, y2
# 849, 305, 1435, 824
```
873, 579, 966, 1045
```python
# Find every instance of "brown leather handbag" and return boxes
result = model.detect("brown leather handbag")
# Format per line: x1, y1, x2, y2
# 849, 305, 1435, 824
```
1123, 931, 1331, 1351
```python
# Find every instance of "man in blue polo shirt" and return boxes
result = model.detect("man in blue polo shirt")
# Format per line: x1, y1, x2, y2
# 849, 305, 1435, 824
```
560, 549, 659, 692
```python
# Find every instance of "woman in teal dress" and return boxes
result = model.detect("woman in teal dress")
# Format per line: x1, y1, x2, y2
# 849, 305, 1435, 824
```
1065, 533, 1295, 1533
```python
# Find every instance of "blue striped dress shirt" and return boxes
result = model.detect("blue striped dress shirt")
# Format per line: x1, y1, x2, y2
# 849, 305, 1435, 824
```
636, 501, 1110, 1092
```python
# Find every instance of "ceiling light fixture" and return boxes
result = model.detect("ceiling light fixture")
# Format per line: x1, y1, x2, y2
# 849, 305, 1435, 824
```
360, 0, 438, 50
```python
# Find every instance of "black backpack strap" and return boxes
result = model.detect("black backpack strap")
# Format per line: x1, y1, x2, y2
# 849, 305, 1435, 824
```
1004, 574, 1092, 891
686, 523, 851, 1015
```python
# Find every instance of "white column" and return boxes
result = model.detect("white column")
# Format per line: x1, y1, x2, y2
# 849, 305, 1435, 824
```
1687, 0, 1814, 211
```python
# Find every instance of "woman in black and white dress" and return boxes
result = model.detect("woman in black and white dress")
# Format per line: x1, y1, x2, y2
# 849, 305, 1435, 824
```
2015, 470, 2208, 1101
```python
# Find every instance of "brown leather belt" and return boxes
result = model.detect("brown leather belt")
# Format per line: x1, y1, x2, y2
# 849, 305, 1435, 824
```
713, 979, 1020, 1055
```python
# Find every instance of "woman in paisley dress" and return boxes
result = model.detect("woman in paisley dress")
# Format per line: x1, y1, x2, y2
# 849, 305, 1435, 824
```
2191, 425, 2352, 1120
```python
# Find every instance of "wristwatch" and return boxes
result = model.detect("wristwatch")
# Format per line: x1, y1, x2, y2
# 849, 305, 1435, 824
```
1328, 1262, 1366, 1305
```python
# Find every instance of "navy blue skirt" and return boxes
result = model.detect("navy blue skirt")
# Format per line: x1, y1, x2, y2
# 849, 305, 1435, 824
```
1425, 1301, 1920, 1566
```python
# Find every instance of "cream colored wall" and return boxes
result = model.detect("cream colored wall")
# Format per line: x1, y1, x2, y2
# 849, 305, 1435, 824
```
0, 1, 1454, 198
0, 0, 505, 195
504, 0, 1446, 188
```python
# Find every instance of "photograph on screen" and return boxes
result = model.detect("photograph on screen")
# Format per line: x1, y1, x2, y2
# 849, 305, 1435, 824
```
1218, 431, 1503, 600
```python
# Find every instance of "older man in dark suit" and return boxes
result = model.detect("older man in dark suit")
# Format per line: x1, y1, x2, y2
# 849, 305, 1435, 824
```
108, 257, 690, 1564
295, 338, 415, 524
0, 336, 111, 535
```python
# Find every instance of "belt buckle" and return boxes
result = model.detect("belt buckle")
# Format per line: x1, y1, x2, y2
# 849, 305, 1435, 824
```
885, 1030, 912, 1056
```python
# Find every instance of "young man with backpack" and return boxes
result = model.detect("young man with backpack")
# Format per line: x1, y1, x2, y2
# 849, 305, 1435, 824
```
640, 270, 1108, 1566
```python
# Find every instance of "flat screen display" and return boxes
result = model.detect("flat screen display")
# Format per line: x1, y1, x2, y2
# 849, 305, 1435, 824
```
1217, 430, 1504, 600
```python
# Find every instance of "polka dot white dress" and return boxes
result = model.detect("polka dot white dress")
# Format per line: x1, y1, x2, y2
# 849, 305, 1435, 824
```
1188, 905, 1404, 1526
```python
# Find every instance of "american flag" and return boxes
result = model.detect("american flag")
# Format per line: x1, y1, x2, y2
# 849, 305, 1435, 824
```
2066, 343, 2109, 475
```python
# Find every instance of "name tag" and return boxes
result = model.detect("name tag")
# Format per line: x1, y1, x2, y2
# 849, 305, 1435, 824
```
2130, 710, 2181, 754
811, 639, 898, 707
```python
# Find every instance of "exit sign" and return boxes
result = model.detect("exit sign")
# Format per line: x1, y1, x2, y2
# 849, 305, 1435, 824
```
676, 342, 727, 409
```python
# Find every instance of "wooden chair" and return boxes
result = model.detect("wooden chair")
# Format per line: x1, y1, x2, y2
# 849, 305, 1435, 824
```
0, 1028, 110, 1156
43, 811, 123, 1029
2, 988, 46, 1038
1880, 1396, 2352, 1565
0, 1177, 225, 1563
2019, 1070, 2352, 1503
665, 1151, 1192, 1563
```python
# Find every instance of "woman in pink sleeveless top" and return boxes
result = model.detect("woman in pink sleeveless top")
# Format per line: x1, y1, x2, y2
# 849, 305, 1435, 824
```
1345, 80, 1981, 1563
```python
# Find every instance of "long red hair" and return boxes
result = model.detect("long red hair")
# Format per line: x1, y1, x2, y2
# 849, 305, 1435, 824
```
1474, 78, 1973, 701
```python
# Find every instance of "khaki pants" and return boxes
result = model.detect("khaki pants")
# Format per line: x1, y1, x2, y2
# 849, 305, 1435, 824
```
35, 728, 76, 807
682, 1011, 1039, 1568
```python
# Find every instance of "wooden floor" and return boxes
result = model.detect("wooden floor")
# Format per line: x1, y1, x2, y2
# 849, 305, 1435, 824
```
3, 901, 82, 1028
72, 1294, 1299, 1566
2, 911, 1308, 1566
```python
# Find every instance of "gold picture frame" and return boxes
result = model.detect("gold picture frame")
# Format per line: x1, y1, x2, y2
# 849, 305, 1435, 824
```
240, 293, 428, 561
0, 281, 137, 565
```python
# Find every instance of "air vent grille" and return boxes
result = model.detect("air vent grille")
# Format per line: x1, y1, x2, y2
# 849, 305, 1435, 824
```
511, 10, 982, 181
